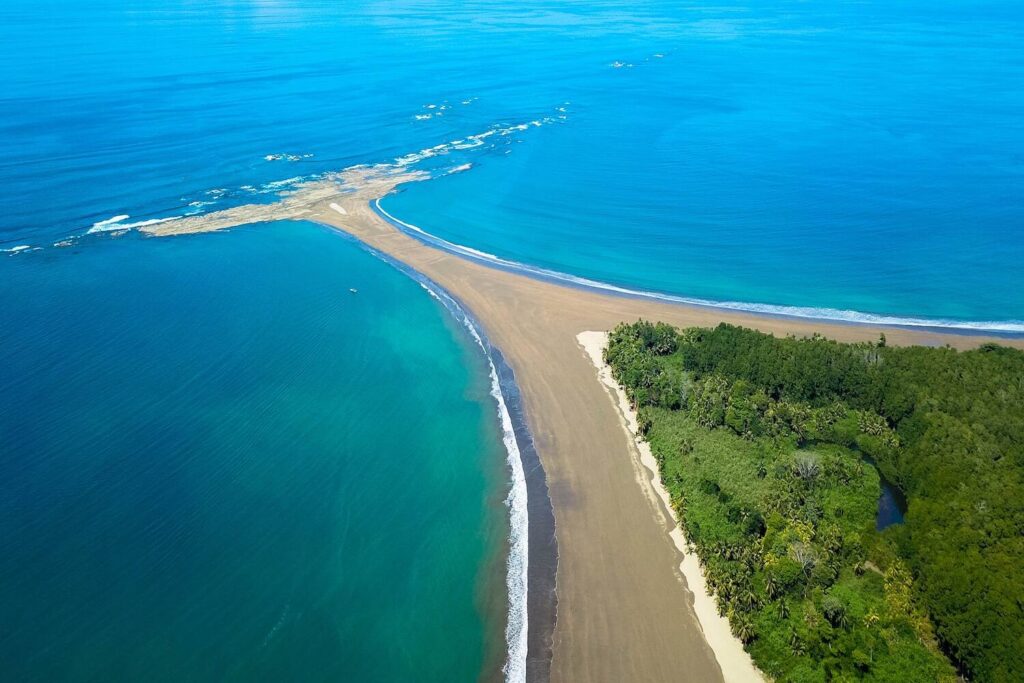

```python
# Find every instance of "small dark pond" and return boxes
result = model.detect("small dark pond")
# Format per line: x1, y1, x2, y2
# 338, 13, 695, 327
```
876, 476, 907, 531
847, 452, 907, 531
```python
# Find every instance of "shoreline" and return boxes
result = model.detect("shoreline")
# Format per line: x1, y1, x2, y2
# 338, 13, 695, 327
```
141, 172, 1024, 683
577, 331, 764, 683
331, 232, 558, 683
370, 199, 1024, 339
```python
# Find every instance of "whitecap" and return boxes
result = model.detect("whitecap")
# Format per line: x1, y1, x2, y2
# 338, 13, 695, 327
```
412, 279, 529, 683
87, 216, 182, 234
264, 153, 312, 162
92, 214, 130, 229
375, 200, 1024, 335
261, 176, 305, 191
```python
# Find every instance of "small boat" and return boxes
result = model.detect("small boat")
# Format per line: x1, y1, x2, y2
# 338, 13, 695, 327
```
349, 288, 358, 294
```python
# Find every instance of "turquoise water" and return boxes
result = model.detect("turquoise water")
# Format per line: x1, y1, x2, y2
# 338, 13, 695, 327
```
3, 0, 1022, 326
381, 2, 1024, 327
0, 223, 509, 681
2, 1, 1023, 680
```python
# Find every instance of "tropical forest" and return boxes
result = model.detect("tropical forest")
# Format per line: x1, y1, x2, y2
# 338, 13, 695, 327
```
605, 321, 1024, 682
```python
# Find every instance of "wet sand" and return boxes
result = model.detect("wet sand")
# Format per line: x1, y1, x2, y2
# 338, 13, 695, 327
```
146, 177, 1022, 682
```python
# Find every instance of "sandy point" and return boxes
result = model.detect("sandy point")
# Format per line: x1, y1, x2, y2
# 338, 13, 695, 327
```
146, 180, 1021, 682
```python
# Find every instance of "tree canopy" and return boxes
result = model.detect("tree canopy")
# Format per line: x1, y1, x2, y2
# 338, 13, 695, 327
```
605, 321, 1024, 681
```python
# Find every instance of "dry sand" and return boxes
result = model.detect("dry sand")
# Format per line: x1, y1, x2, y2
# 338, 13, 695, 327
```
578, 331, 763, 683
146, 177, 1022, 682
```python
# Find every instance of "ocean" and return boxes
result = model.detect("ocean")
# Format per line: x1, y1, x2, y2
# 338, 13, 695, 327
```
0, 223, 511, 680
3, 0, 1022, 327
2, 0, 1023, 680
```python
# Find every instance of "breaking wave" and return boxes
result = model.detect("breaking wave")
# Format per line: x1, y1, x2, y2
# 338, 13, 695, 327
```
373, 201, 1024, 336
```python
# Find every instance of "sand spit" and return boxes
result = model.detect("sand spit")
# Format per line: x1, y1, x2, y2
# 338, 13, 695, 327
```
141, 165, 426, 237
145, 167, 1022, 683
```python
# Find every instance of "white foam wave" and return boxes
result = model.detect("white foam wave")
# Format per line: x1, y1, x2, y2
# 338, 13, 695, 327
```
2, 245, 32, 253
377, 201, 1024, 335
416, 280, 529, 683
392, 116, 561, 169
264, 153, 313, 162
88, 110, 563, 243
92, 214, 130, 229
186, 200, 215, 214
263, 176, 305, 190
87, 216, 183, 234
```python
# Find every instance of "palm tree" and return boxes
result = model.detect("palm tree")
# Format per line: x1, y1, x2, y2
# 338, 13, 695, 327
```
741, 588, 760, 610
789, 629, 805, 655
793, 453, 820, 481
736, 619, 756, 644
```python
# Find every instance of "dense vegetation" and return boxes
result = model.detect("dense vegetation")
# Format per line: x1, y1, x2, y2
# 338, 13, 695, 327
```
605, 321, 1024, 682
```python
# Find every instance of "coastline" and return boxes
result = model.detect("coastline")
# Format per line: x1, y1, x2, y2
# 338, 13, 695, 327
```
577, 331, 764, 683
332, 233, 558, 683
370, 200, 1024, 338
141, 174, 1024, 683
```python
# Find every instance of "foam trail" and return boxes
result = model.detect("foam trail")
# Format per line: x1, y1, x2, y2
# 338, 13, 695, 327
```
88, 216, 182, 234
374, 201, 1024, 335
128, 113, 562, 240
415, 279, 530, 683
91, 214, 130, 229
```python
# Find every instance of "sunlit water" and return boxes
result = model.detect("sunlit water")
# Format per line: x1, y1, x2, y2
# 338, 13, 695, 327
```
2, 1, 1023, 680
0, 223, 510, 681
3, 0, 1022, 325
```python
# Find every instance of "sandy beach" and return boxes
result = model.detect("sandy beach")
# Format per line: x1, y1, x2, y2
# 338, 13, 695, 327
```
578, 330, 763, 683
145, 177, 1023, 682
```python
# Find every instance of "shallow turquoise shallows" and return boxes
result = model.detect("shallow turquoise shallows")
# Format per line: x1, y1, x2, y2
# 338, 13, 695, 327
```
2, 0, 1022, 325
0, 223, 508, 681
2, 0, 1024, 680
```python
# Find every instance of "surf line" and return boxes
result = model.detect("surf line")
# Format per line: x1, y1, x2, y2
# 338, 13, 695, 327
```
369, 200, 1024, 338
315, 223, 558, 683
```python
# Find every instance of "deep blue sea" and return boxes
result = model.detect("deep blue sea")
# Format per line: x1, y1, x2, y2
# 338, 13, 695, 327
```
2, 1, 1023, 680
3, 0, 1022, 326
